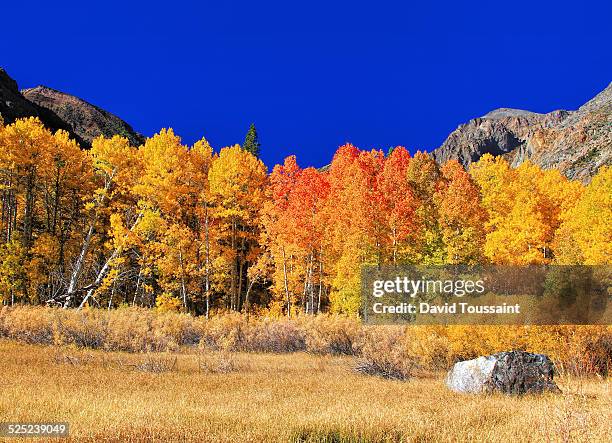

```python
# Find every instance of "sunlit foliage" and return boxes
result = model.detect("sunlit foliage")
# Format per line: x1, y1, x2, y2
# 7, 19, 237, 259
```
0, 118, 608, 314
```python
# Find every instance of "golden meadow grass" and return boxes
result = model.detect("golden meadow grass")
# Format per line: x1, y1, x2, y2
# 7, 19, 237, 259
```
0, 306, 611, 441
1, 340, 610, 442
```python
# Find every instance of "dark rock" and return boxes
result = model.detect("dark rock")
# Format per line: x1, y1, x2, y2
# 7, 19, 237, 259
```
0, 67, 74, 138
446, 350, 561, 395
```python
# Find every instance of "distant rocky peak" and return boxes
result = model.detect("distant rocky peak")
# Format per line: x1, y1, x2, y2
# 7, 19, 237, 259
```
22, 85, 145, 147
481, 108, 542, 120
0, 67, 144, 148
431, 82, 611, 182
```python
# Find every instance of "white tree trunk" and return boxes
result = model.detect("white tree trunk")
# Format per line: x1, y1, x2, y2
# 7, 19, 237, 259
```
77, 213, 143, 310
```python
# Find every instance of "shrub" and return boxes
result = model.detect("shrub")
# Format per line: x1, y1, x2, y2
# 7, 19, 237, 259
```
245, 317, 306, 353
302, 314, 363, 355
199, 312, 248, 351
152, 311, 202, 350
52, 308, 107, 349
198, 350, 240, 374
104, 307, 155, 352
355, 326, 419, 380
0, 305, 55, 345
134, 353, 178, 373
524, 325, 612, 376
0, 306, 610, 376
404, 325, 453, 370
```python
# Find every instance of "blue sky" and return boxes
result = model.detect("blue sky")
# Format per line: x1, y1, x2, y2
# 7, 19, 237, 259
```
4, 1, 611, 168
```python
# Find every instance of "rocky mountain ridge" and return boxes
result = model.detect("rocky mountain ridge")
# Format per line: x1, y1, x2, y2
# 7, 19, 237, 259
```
432, 82, 612, 181
0, 68, 143, 147
0, 68, 79, 140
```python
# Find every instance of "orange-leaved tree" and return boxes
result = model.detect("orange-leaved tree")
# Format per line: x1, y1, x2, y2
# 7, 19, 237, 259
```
324, 144, 384, 314
434, 160, 486, 264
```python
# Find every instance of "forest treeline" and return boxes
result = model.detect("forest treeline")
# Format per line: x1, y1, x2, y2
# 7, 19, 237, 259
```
0, 116, 609, 315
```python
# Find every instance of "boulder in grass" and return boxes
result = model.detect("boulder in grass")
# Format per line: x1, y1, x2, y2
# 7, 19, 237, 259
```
446, 350, 561, 395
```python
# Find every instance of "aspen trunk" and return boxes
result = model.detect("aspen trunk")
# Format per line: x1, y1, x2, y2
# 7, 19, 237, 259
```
179, 248, 187, 309
230, 219, 237, 310
76, 213, 142, 310
204, 202, 211, 319
59, 171, 116, 307
281, 247, 290, 317
62, 224, 94, 307
244, 277, 256, 313
133, 266, 143, 306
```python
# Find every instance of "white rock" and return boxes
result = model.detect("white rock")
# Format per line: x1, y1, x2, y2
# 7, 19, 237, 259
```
445, 356, 496, 393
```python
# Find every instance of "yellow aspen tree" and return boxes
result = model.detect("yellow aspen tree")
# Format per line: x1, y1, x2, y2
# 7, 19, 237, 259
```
132, 129, 200, 310
208, 144, 267, 311
0, 118, 54, 302
405, 151, 445, 264
0, 118, 54, 248
67, 135, 140, 308
190, 138, 216, 316
27, 129, 91, 303
469, 153, 513, 234
472, 158, 579, 265
554, 166, 611, 265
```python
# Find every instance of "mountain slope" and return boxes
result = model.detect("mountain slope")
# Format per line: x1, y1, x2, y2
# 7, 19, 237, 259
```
432, 83, 612, 181
0, 68, 144, 147
22, 86, 145, 147
0, 68, 78, 140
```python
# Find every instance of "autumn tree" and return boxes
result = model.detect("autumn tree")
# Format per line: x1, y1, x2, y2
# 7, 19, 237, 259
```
0, 118, 91, 304
27, 129, 91, 303
434, 160, 486, 264
288, 167, 330, 313
377, 146, 418, 264
190, 138, 216, 316
324, 144, 385, 314
208, 144, 267, 311
469, 153, 513, 235
261, 155, 303, 315
147, 137, 216, 314
554, 166, 611, 265
62, 134, 139, 308
128, 129, 207, 311
0, 118, 54, 249
405, 151, 444, 264
471, 155, 580, 264
262, 156, 330, 315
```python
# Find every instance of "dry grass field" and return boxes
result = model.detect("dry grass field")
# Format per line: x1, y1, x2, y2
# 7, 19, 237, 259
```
0, 340, 610, 442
